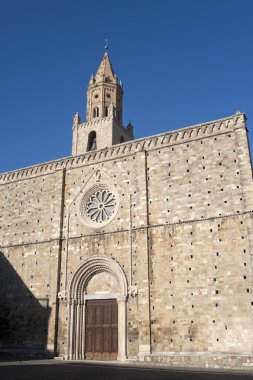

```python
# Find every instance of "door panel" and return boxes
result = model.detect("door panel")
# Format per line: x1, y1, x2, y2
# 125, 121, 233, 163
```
85, 299, 118, 360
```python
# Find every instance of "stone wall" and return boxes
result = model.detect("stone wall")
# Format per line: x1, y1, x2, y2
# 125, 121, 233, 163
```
72, 117, 114, 155
149, 215, 253, 353
72, 115, 132, 156
0, 170, 64, 354
1, 112, 253, 367
129, 352, 253, 369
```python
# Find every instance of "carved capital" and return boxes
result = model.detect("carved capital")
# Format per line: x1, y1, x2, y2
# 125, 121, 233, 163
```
58, 290, 68, 300
128, 285, 138, 297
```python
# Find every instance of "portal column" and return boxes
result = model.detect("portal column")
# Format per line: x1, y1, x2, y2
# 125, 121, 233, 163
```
81, 300, 86, 359
117, 295, 127, 360
68, 298, 75, 360
75, 300, 81, 359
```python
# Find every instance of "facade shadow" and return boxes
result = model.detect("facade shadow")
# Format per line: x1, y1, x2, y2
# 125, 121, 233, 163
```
0, 252, 52, 360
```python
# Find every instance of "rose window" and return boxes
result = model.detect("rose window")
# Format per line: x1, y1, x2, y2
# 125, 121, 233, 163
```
80, 184, 119, 228
87, 190, 116, 223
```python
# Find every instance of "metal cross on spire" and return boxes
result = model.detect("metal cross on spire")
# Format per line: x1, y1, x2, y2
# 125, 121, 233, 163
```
105, 39, 109, 51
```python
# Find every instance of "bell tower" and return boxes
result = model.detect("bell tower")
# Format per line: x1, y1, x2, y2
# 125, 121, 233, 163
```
72, 45, 134, 156
86, 49, 123, 125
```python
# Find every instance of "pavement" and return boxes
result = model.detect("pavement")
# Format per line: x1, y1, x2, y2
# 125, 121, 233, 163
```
0, 359, 253, 380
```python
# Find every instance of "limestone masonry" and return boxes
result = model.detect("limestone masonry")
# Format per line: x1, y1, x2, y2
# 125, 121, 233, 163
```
1, 50, 253, 368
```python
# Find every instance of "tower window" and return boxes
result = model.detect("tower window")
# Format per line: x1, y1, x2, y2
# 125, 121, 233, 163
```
93, 107, 99, 118
105, 106, 109, 117
120, 136, 125, 143
87, 131, 97, 152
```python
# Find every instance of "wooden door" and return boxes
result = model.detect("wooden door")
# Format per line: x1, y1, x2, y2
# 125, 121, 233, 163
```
85, 299, 118, 360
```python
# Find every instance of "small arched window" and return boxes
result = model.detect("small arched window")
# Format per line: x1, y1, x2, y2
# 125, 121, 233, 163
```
87, 131, 97, 152
105, 106, 109, 117
93, 107, 99, 118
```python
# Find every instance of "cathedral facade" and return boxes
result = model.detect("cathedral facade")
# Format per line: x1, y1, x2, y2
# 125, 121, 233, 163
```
1, 50, 253, 368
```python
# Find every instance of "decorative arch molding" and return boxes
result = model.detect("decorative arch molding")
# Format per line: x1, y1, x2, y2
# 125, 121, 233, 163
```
67, 256, 128, 361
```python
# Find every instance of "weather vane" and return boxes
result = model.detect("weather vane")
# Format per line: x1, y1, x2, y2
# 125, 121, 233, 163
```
105, 39, 109, 51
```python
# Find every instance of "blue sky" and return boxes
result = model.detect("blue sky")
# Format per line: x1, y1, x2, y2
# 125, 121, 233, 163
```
0, 0, 252, 173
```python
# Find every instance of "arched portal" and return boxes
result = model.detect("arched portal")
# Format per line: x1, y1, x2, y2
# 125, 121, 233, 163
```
67, 256, 128, 360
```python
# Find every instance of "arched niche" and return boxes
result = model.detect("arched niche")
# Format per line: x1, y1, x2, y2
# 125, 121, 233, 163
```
87, 131, 97, 152
93, 107, 99, 118
67, 256, 128, 361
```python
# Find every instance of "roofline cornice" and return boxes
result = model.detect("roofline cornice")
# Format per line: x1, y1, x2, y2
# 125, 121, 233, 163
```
0, 113, 246, 184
